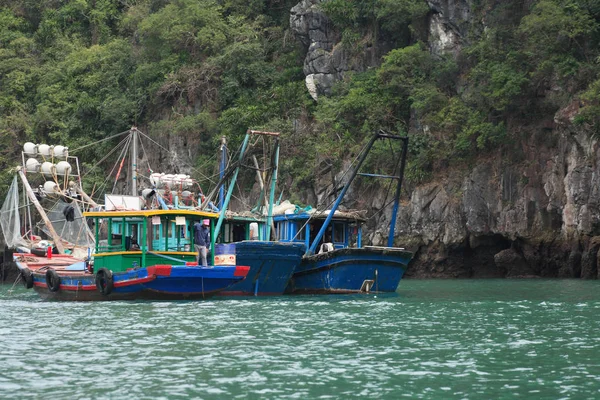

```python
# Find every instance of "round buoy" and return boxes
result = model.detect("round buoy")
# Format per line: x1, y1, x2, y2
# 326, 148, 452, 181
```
25, 158, 41, 173
23, 142, 37, 156
53, 145, 68, 159
38, 144, 53, 157
43, 181, 58, 194
41, 162, 56, 177
56, 161, 71, 176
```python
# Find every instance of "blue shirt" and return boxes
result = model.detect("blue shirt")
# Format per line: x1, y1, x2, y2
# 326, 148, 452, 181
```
194, 223, 210, 247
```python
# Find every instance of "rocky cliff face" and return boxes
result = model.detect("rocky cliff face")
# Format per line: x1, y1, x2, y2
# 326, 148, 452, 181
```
290, 0, 385, 100
290, 0, 600, 278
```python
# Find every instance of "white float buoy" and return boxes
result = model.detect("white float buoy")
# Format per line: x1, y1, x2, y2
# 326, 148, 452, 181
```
55, 161, 71, 176
23, 142, 37, 156
25, 158, 41, 173
53, 145, 68, 159
43, 181, 58, 194
174, 174, 193, 189
162, 174, 175, 188
38, 144, 53, 157
41, 162, 56, 177
149, 173, 164, 187
182, 178, 193, 189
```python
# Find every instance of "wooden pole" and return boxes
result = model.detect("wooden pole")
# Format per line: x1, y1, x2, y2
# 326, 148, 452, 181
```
266, 138, 279, 241
252, 155, 276, 239
74, 185, 99, 208
17, 168, 66, 254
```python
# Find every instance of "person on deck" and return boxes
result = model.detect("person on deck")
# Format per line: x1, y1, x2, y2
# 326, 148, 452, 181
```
193, 219, 211, 266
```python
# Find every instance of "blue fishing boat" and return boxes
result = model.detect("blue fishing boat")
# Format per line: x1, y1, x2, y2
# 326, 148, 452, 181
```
204, 130, 306, 296
17, 209, 249, 301
276, 131, 413, 294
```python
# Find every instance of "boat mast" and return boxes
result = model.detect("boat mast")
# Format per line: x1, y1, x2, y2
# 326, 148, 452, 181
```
131, 127, 138, 196
251, 155, 277, 239
266, 136, 279, 241
214, 129, 280, 240
387, 137, 408, 247
214, 133, 251, 236
219, 136, 226, 210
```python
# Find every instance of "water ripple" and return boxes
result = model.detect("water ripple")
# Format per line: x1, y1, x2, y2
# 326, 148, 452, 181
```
1, 280, 600, 398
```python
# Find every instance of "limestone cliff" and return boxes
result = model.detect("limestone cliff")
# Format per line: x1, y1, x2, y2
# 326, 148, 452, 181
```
290, 0, 600, 278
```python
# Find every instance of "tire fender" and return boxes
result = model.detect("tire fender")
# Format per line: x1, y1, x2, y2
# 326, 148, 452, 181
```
95, 268, 114, 295
45, 269, 61, 292
21, 268, 34, 289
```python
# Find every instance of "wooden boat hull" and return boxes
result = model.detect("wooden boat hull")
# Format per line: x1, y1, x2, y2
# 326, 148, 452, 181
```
216, 241, 306, 296
285, 247, 412, 294
25, 265, 249, 301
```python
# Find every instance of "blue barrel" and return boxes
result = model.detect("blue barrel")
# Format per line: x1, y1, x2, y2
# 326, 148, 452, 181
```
215, 243, 236, 265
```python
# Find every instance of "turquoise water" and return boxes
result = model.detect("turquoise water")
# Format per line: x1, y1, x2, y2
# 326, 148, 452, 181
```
1, 279, 599, 399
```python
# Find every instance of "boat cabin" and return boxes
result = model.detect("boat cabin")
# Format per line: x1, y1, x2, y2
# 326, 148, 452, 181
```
273, 211, 364, 253
84, 209, 218, 272
216, 212, 269, 243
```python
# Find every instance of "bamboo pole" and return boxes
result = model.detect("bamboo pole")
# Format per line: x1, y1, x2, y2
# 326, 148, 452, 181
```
252, 155, 276, 239
17, 168, 66, 254
74, 185, 99, 208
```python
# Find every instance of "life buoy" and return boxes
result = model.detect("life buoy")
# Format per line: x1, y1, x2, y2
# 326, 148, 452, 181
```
45, 269, 61, 292
95, 268, 114, 295
20, 268, 33, 289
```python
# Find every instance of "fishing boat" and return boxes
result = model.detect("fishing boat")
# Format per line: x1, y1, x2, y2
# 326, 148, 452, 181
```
17, 209, 249, 301
2, 135, 250, 301
275, 131, 413, 294
206, 130, 306, 296
215, 212, 305, 296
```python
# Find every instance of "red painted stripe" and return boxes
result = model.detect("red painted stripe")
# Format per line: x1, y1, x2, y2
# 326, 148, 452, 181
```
34, 281, 96, 291
59, 284, 97, 291
113, 275, 156, 287
234, 266, 250, 277
185, 261, 197, 266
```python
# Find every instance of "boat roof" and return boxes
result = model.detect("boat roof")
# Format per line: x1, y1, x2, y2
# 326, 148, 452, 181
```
84, 209, 219, 218
273, 209, 367, 222
224, 210, 265, 222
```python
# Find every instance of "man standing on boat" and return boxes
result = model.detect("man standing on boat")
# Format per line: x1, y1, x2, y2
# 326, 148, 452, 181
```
194, 219, 210, 266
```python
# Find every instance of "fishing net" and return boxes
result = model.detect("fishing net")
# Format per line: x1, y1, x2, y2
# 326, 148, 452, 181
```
39, 200, 94, 247
0, 176, 28, 248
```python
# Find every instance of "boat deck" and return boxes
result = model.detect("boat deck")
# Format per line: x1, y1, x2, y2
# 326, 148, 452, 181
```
14, 253, 87, 274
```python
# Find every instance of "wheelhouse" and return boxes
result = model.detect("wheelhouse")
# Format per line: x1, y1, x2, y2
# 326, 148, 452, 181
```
273, 213, 364, 253
84, 209, 218, 272
216, 212, 269, 243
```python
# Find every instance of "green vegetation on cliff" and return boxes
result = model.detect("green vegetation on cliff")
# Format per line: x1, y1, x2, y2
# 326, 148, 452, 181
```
0, 0, 599, 199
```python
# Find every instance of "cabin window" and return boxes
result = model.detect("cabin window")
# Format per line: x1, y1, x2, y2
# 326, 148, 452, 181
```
217, 222, 231, 243
232, 224, 246, 242
153, 225, 160, 241
278, 222, 288, 240
295, 222, 306, 242
165, 220, 172, 238
333, 222, 345, 243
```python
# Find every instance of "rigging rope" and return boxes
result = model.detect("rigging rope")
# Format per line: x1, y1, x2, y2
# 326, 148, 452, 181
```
69, 130, 131, 154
